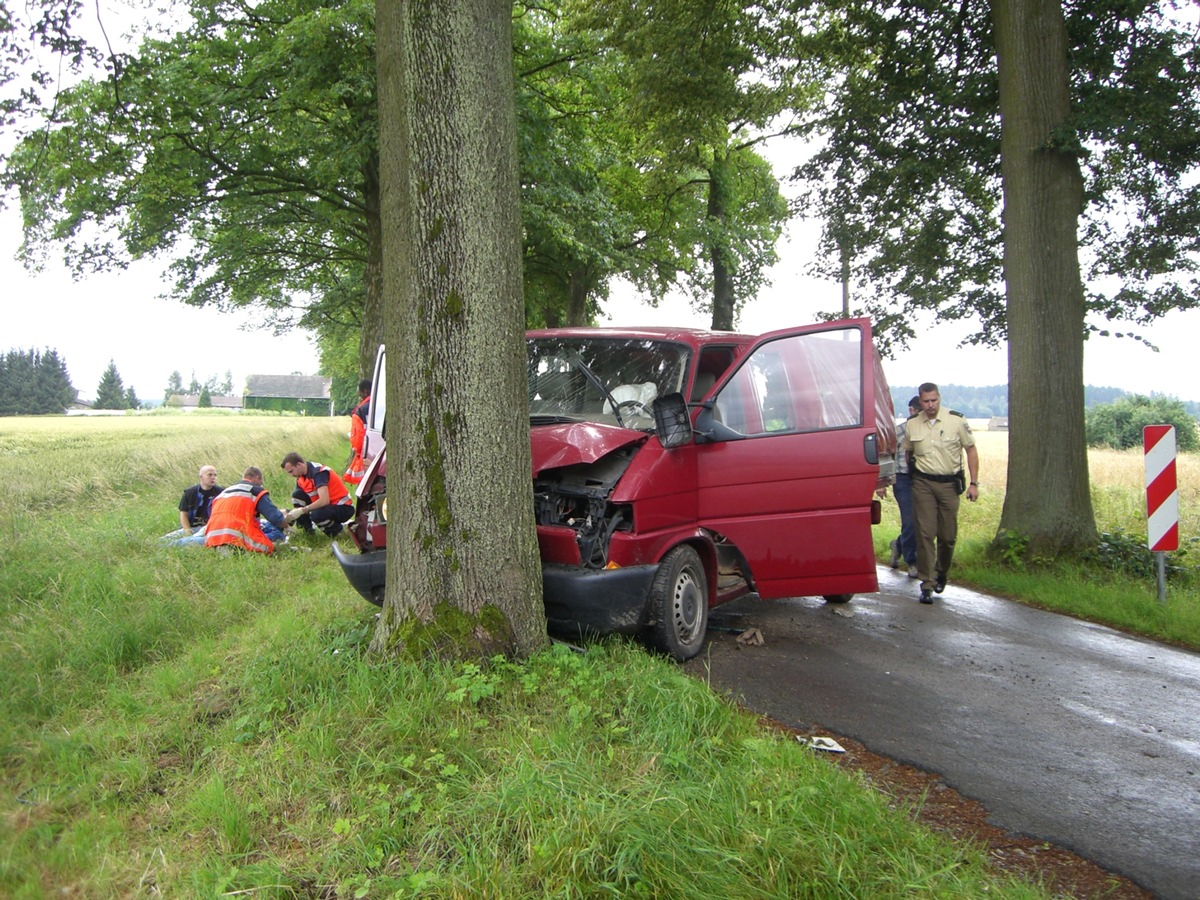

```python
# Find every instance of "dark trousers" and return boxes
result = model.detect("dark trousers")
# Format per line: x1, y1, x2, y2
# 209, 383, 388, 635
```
291, 489, 355, 534
912, 476, 961, 590
893, 471, 917, 566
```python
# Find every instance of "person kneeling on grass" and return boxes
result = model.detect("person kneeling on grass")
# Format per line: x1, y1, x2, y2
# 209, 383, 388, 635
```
204, 467, 290, 555
280, 451, 355, 538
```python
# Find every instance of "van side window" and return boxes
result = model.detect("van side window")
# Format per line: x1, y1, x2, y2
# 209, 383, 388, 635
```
711, 329, 863, 438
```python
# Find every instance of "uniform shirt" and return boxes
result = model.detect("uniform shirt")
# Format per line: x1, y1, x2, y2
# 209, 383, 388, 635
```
904, 410, 975, 477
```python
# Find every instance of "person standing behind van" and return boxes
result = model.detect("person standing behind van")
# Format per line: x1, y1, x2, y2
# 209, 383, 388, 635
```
889, 396, 921, 578
905, 383, 980, 604
344, 378, 372, 484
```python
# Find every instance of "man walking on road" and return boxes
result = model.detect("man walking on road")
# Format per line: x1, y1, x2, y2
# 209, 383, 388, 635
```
905, 383, 979, 603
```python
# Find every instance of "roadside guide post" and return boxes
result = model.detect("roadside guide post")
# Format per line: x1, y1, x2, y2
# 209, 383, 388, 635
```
1144, 424, 1179, 603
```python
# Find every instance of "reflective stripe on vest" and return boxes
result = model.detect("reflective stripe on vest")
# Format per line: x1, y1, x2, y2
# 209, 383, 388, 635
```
204, 482, 275, 554
298, 462, 352, 506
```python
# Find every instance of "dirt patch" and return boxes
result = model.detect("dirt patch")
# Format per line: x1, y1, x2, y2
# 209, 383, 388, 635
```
774, 719, 1151, 898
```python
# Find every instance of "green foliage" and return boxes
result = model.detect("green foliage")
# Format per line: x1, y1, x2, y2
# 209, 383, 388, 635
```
198, 386, 212, 408
1085, 393, 1199, 450
93, 359, 127, 410
790, 0, 1200, 352
1085, 529, 1197, 582
0, 347, 75, 414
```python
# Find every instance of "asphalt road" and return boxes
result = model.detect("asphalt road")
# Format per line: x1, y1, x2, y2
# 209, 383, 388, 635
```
682, 566, 1200, 899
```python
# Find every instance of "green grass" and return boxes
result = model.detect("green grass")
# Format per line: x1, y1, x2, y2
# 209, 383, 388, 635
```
0, 412, 1052, 897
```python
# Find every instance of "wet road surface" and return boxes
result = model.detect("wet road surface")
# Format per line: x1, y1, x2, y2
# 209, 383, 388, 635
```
682, 567, 1200, 899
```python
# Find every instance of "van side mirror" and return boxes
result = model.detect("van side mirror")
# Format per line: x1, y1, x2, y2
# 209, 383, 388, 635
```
653, 392, 693, 449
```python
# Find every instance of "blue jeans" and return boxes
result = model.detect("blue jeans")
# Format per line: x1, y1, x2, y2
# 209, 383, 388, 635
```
893, 472, 917, 566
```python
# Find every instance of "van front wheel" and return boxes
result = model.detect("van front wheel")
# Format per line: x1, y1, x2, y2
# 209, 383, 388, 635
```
823, 594, 853, 604
649, 545, 708, 662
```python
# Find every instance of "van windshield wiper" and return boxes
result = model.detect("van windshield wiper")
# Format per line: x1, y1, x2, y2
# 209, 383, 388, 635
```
572, 357, 626, 428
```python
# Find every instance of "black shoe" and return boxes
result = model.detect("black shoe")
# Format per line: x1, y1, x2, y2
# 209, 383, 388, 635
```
321, 522, 344, 538
919, 589, 933, 604
934, 575, 947, 594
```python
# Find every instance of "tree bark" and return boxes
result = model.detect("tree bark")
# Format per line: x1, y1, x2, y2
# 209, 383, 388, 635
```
372, 0, 548, 657
992, 0, 1097, 554
708, 152, 736, 331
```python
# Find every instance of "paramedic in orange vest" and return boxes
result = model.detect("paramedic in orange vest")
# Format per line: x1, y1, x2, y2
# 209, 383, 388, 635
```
204, 467, 289, 554
344, 378, 372, 484
281, 451, 355, 537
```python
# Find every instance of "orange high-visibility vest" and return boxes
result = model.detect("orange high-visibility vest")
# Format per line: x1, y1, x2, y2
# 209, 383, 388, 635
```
205, 483, 275, 554
296, 463, 352, 507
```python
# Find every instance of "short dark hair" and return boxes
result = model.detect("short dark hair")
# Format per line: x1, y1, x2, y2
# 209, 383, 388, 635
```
908, 395, 921, 410
359, 378, 371, 395
918, 382, 939, 395
280, 451, 305, 468
243, 466, 263, 481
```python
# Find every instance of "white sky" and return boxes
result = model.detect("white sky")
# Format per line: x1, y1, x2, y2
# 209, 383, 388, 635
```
1, 0, 1194, 404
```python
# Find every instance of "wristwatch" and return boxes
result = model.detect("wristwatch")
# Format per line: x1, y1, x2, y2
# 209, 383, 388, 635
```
969, 481, 979, 486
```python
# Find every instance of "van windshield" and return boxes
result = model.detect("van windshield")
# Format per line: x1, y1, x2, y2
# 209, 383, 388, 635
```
528, 337, 689, 430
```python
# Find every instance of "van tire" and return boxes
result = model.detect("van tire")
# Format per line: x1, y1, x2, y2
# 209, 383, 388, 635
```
823, 594, 853, 604
649, 545, 708, 661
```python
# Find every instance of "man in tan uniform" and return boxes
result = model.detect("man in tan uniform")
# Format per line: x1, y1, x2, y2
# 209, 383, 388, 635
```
905, 382, 980, 603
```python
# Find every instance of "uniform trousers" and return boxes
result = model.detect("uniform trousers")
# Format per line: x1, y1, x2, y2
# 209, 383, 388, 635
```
911, 476, 961, 591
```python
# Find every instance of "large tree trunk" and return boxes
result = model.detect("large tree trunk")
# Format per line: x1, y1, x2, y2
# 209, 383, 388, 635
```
360, 151, 385, 380
708, 152, 736, 331
372, 0, 548, 658
992, 0, 1097, 554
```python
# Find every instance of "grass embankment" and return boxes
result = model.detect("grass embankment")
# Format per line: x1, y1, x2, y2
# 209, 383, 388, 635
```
877, 430, 1200, 650
0, 414, 1051, 897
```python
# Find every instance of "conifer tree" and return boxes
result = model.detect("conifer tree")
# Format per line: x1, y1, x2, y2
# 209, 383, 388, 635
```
198, 386, 212, 408
124, 386, 140, 410
95, 361, 127, 409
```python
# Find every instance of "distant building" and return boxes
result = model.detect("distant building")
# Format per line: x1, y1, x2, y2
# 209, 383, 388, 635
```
166, 393, 243, 410
243, 374, 333, 416
988, 416, 1009, 431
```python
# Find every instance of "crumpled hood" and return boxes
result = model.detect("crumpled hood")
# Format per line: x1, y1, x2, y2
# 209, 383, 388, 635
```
530, 422, 647, 476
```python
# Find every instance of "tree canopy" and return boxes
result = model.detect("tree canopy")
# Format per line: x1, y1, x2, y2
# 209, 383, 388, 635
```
788, 0, 1200, 353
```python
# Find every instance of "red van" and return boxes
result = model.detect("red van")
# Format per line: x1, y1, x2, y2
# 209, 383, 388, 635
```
334, 320, 896, 660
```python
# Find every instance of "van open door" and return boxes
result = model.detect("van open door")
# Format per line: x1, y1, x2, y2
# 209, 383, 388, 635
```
364, 345, 386, 463
691, 318, 894, 600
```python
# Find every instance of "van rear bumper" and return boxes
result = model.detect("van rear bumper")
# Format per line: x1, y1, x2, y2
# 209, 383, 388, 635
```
541, 563, 658, 639
332, 543, 386, 607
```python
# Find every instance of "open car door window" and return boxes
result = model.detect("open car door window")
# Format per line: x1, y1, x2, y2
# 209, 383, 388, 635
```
693, 319, 884, 600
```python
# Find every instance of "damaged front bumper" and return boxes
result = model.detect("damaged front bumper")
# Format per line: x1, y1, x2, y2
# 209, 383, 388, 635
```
541, 562, 658, 640
333, 541, 659, 640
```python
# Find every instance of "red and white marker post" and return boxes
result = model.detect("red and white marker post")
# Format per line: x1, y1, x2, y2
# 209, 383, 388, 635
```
1144, 425, 1179, 603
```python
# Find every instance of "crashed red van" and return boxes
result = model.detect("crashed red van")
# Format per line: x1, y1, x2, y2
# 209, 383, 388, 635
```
334, 319, 896, 660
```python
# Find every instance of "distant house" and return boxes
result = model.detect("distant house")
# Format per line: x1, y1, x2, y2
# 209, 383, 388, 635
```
243, 374, 333, 416
988, 416, 1009, 431
166, 393, 243, 410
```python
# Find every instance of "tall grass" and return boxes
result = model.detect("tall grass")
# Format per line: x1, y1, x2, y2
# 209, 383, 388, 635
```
878, 430, 1200, 649
0, 414, 1053, 897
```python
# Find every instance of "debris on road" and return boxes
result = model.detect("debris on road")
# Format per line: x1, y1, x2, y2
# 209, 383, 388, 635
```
736, 626, 765, 646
